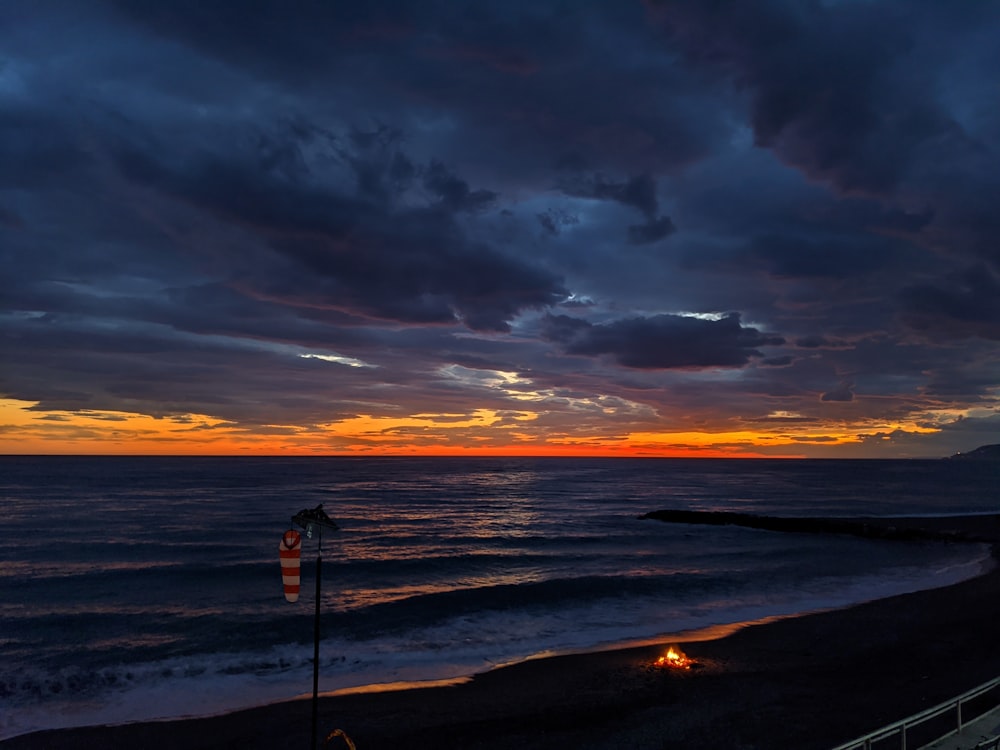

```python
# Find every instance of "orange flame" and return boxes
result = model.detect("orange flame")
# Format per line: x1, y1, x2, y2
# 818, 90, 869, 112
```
654, 645, 691, 669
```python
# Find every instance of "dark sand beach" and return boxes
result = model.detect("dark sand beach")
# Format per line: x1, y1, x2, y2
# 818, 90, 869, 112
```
5, 514, 999, 750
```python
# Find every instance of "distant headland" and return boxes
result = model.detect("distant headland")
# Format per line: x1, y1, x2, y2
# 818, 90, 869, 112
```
948, 443, 1000, 460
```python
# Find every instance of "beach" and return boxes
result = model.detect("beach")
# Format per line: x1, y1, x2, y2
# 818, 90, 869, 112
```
4, 513, 999, 750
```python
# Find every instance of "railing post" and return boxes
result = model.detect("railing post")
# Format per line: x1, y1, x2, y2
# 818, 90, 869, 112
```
828, 677, 1000, 750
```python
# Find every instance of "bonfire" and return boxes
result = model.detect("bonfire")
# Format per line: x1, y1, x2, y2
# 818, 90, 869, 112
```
654, 645, 693, 670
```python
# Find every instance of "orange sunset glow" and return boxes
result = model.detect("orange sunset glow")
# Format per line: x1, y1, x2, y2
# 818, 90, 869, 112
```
0, 397, 942, 458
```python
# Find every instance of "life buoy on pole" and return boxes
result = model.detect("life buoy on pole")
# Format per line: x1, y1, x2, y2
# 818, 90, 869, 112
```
279, 529, 302, 602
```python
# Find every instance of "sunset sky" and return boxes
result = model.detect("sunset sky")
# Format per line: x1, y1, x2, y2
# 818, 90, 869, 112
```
2, 0, 999, 458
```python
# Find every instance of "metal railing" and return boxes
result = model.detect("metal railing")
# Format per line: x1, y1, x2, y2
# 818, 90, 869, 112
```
830, 676, 1000, 750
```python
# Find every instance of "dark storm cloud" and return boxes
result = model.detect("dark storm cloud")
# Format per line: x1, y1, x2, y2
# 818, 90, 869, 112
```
899, 265, 1000, 341
422, 161, 498, 213
110, 0, 722, 178
2, 0, 999, 455
109, 119, 566, 332
627, 216, 677, 245
923, 369, 1000, 400
541, 312, 784, 369
560, 173, 660, 219
649, 0, 974, 195
821, 381, 855, 403
746, 233, 907, 279
0, 202, 23, 227
0, 107, 92, 190
941, 414, 1000, 436
652, 0, 1000, 301
794, 336, 851, 350
558, 172, 677, 245
106, 0, 361, 80
2, 310, 504, 426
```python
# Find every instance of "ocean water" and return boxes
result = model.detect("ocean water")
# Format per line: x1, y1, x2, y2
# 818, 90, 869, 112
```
1, 456, 997, 740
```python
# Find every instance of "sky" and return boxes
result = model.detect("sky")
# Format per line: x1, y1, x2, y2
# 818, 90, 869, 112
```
2, 0, 999, 458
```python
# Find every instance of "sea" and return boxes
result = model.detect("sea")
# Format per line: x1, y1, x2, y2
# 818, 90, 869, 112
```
1, 456, 997, 740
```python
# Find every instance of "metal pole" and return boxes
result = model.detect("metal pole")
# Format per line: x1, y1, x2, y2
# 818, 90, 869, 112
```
289, 505, 338, 750
311, 531, 322, 750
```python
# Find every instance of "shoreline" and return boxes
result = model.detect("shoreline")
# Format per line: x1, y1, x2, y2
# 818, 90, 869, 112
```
4, 513, 999, 749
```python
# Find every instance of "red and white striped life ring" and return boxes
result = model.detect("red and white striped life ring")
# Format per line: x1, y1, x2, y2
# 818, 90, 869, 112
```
279, 529, 302, 603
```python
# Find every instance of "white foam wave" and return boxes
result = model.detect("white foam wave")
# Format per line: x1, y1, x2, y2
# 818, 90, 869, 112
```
2, 543, 990, 742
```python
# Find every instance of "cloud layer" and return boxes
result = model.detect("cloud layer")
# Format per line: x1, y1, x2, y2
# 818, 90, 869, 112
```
2, 0, 999, 456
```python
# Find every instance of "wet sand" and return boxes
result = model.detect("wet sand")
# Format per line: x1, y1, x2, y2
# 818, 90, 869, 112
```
4, 514, 999, 750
